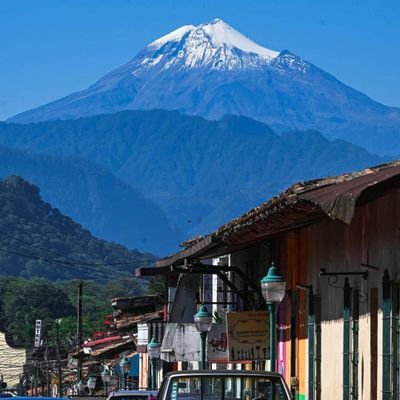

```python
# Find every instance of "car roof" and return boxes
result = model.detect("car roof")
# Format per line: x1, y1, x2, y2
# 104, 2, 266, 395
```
163, 370, 284, 378
109, 390, 157, 396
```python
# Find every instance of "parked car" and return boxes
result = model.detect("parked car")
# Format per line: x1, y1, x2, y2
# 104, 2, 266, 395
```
106, 390, 158, 400
157, 370, 292, 400
12, 398, 69, 400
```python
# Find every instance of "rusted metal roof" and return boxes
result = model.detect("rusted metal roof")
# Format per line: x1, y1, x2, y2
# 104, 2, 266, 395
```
215, 160, 400, 243
156, 235, 218, 267
82, 335, 121, 348
157, 160, 400, 267
115, 309, 163, 330
89, 337, 135, 357
298, 162, 400, 222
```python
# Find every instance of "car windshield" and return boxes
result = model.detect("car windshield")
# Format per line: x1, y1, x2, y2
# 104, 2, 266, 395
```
165, 375, 287, 400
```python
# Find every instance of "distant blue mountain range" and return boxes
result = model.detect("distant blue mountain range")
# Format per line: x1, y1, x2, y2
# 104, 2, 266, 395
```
9, 19, 400, 156
0, 111, 388, 255
0, 143, 179, 255
3, 19, 398, 256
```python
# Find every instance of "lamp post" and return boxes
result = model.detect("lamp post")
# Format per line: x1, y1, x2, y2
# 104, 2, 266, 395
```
260, 262, 286, 372
120, 357, 130, 390
194, 305, 213, 369
87, 377, 96, 396
77, 380, 85, 396
101, 367, 111, 397
147, 337, 161, 390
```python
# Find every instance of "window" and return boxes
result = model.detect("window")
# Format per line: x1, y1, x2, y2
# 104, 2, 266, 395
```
165, 375, 288, 400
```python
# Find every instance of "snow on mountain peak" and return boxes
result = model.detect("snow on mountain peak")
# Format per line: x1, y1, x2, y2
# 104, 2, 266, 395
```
200, 18, 279, 60
149, 24, 196, 48
145, 18, 279, 71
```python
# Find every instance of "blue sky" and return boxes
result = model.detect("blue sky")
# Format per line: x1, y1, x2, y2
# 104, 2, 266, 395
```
1, 0, 399, 120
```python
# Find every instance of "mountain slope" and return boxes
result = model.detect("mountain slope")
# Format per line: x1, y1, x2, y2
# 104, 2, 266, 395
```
0, 175, 154, 281
0, 145, 178, 254
0, 110, 389, 237
8, 19, 400, 155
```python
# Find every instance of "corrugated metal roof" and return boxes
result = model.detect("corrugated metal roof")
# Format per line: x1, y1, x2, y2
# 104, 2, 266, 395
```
115, 310, 163, 330
82, 335, 121, 348
90, 337, 135, 357
157, 160, 400, 267
215, 160, 400, 244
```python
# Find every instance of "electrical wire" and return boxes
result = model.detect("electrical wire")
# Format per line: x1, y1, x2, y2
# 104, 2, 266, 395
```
0, 245, 128, 280
0, 228, 161, 266
0, 225, 164, 279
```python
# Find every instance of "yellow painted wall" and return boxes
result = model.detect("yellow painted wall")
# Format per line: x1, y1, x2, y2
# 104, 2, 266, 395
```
377, 309, 382, 400
359, 314, 371, 400
320, 319, 343, 400
139, 353, 149, 390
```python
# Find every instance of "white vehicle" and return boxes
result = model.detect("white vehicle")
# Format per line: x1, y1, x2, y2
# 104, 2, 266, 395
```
158, 370, 292, 400
106, 390, 158, 400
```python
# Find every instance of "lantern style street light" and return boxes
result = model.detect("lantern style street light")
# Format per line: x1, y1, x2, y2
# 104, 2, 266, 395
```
194, 305, 213, 369
101, 367, 111, 397
120, 357, 131, 390
77, 380, 85, 395
147, 337, 161, 390
87, 377, 96, 396
260, 262, 286, 372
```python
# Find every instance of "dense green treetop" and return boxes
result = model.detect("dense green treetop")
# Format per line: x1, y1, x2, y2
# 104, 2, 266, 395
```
0, 276, 147, 347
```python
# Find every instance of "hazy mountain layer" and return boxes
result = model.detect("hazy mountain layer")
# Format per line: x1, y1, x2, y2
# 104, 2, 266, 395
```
0, 111, 388, 239
0, 145, 178, 254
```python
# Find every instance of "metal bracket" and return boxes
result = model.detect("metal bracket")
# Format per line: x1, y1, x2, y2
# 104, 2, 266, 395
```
319, 268, 368, 280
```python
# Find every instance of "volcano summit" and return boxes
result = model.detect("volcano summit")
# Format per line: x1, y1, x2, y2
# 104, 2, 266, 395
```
10, 19, 400, 155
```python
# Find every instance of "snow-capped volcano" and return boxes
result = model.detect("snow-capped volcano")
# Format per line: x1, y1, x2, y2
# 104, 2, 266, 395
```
142, 18, 279, 71
9, 18, 400, 156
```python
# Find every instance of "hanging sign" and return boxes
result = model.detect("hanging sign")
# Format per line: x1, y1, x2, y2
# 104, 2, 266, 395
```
34, 320, 42, 347
226, 311, 269, 362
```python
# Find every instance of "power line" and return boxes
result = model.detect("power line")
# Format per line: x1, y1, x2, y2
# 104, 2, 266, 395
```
0, 227, 163, 279
0, 228, 160, 266
0, 245, 130, 280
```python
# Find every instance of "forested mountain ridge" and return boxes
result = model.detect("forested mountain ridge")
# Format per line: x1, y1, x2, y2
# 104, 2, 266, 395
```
0, 175, 154, 281
0, 111, 389, 240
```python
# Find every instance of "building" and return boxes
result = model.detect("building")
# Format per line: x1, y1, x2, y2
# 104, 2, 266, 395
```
139, 160, 400, 400
67, 295, 165, 393
0, 331, 27, 389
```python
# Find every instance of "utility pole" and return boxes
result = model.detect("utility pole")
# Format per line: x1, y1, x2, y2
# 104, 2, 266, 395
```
44, 343, 50, 396
77, 282, 83, 382
34, 362, 38, 396
56, 319, 62, 397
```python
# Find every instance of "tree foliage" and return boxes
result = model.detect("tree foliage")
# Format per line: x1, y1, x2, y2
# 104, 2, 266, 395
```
0, 276, 147, 347
0, 175, 155, 281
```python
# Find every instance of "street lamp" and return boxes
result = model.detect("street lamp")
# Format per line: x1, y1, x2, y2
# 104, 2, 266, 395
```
77, 380, 85, 395
194, 305, 213, 369
120, 357, 130, 390
147, 337, 161, 390
101, 367, 111, 397
260, 262, 286, 372
87, 377, 96, 396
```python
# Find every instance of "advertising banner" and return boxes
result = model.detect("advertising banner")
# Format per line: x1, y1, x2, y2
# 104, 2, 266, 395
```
226, 311, 269, 362
207, 311, 228, 363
